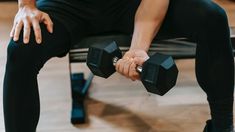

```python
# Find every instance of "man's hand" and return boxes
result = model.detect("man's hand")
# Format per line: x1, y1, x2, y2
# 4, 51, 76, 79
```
10, 4, 53, 44
115, 49, 149, 81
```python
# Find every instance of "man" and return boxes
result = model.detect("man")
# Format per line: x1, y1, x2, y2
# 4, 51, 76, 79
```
3, 0, 234, 131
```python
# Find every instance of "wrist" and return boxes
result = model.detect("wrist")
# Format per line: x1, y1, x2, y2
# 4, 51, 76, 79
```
130, 33, 152, 52
129, 41, 150, 52
18, 1, 36, 9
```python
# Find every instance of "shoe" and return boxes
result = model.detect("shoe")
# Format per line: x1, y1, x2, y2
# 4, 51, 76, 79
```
204, 120, 214, 132
203, 120, 234, 132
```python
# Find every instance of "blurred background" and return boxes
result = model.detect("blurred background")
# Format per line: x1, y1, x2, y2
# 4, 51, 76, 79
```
0, 0, 235, 132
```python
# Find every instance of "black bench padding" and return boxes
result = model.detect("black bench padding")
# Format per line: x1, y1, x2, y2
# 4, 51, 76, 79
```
69, 35, 198, 63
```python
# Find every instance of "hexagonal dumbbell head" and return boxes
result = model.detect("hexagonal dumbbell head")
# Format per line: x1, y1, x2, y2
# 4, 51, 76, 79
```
87, 41, 122, 78
141, 53, 178, 96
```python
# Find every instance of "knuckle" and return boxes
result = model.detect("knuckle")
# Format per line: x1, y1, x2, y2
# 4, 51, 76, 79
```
49, 22, 53, 26
31, 15, 38, 20
43, 13, 49, 18
34, 27, 41, 32
24, 26, 30, 30
22, 15, 29, 20
16, 21, 22, 26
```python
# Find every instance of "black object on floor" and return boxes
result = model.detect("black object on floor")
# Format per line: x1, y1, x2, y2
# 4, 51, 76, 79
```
70, 73, 94, 124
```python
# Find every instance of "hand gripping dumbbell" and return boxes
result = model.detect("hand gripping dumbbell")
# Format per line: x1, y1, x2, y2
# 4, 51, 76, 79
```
86, 41, 178, 96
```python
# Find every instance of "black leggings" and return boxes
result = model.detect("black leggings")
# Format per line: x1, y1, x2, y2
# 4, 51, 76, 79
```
3, 0, 234, 131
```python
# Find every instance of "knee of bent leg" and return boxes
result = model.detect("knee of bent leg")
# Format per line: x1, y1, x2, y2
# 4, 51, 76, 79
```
6, 38, 43, 71
198, 1, 229, 29
195, 2, 232, 48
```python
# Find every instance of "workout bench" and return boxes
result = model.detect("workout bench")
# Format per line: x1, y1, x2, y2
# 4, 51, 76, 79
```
68, 28, 235, 124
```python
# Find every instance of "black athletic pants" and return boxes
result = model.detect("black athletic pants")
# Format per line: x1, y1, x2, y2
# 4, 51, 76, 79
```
3, 0, 234, 131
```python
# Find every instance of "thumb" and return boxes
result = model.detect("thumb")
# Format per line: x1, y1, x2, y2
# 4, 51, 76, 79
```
41, 13, 53, 33
133, 57, 145, 66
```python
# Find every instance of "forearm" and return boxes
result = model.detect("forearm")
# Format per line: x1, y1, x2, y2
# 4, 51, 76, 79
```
130, 0, 169, 51
18, 0, 36, 8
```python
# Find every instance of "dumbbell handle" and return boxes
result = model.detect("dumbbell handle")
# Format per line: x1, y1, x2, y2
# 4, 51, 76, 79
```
113, 57, 142, 73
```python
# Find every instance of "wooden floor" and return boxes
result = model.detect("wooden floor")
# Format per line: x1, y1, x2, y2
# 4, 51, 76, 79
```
0, 1, 235, 132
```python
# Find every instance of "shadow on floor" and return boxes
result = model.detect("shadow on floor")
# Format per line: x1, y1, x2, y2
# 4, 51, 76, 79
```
73, 97, 193, 132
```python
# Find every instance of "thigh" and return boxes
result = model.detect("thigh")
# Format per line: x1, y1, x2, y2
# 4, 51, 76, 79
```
157, 0, 224, 40
114, 0, 223, 40
36, 0, 89, 46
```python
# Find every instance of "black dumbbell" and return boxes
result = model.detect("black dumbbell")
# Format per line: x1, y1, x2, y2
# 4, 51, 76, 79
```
86, 41, 178, 96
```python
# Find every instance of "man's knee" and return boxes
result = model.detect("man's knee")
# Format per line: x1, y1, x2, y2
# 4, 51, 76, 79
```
194, 1, 232, 49
197, 1, 229, 30
6, 38, 44, 72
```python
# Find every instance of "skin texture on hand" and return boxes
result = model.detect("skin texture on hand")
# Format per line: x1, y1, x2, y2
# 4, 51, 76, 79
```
11, 2, 53, 44
116, 49, 149, 81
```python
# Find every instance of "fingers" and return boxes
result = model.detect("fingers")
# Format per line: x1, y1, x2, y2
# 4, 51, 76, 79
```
116, 58, 140, 81
13, 21, 23, 41
32, 19, 42, 44
116, 58, 130, 75
11, 9, 52, 44
129, 62, 140, 81
23, 20, 31, 44
116, 59, 124, 75
133, 57, 146, 66
10, 23, 17, 38
123, 58, 132, 76
115, 50, 148, 80
41, 13, 53, 33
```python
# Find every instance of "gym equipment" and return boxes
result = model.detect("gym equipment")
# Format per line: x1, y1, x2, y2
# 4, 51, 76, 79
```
86, 41, 178, 96
69, 27, 235, 124
70, 73, 93, 124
